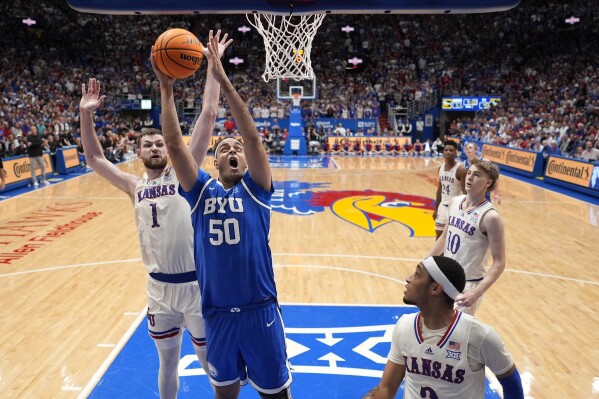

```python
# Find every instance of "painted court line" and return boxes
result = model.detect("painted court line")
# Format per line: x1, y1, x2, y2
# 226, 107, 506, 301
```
62, 387, 83, 391
77, 308, 147, 399
0, 258, 141, 278
273, 252, 420, 262
276, 264, 406, 285
1, 254, 597, 286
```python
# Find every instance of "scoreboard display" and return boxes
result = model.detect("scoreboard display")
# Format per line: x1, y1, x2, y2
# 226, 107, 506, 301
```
442, 96, 501, 111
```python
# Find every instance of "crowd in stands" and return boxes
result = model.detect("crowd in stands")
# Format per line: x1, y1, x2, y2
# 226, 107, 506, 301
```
0, 0, 597, 175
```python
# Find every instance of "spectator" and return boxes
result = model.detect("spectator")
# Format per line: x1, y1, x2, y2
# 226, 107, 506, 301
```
334, 123, 347, 136
415, 117, 424, 141
26, 126, 49, 188
581, 141, 599, 162
223, 116, 236, 135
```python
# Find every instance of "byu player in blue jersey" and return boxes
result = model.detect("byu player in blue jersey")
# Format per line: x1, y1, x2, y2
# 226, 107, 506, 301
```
152, 35, 292, 399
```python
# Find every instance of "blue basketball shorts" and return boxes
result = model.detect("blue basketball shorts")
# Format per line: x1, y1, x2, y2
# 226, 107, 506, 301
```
204, 301, 292, 394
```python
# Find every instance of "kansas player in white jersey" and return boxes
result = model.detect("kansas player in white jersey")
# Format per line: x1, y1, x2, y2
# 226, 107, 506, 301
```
153, 35, 292, 399
80, 30, 231, 399
363, 256, 524, 399
428, 158, 505, 315
433, 140, 466, 239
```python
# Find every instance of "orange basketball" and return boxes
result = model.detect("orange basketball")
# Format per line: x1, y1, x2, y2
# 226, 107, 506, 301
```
153, 28, 204, 79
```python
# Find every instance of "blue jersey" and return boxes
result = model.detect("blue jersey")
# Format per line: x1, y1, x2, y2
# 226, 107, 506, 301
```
180, 170, 276, 313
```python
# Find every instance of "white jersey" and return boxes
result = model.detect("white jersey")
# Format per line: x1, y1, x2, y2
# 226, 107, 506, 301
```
444, 195, 495, 280
388, 311, 513, 399
439, 162, 462, 205
134, 167, 195, 275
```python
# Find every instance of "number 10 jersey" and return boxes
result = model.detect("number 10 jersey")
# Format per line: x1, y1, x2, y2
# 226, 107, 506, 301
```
444, 195, 495, 280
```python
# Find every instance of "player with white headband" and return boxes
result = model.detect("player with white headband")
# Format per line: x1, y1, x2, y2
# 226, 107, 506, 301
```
363, 256, 524, 399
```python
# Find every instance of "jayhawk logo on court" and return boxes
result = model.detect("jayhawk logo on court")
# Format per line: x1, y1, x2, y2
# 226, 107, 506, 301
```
272, 181, 435, 237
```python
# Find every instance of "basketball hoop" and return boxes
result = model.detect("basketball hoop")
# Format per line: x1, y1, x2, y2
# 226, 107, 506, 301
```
291, 92, 302, 108
246, 12, 325, 82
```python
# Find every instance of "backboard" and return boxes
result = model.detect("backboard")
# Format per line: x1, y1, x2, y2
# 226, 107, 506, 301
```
67, 0, 520, 15
277, 77, 316, 100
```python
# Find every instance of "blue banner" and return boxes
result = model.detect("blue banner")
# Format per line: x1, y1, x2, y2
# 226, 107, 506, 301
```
215, 118, 377, 133
442, 96, 502, 111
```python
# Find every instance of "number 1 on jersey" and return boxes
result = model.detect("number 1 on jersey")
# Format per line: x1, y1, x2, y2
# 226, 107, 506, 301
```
150, 203, 160, 228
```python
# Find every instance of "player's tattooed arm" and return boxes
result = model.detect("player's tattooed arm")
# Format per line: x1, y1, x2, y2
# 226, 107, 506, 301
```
362, 385, 381, 398
363, 360, 405, 398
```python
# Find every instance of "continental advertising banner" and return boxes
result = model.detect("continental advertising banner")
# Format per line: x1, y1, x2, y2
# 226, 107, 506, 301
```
545, 156, 593, 188
328, 136, 411, 148
4, 153, 54, 185
481, 144, 538, 173
62, 147, 80, 169
56, 146, 81, 174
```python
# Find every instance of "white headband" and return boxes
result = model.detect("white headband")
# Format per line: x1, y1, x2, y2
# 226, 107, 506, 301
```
422, 257, 461, 300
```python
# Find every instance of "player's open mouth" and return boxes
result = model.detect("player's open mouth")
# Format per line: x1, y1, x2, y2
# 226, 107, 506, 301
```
229, 157, 238, 169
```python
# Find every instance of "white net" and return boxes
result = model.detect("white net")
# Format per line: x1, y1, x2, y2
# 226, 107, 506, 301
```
247, 13, 326, 82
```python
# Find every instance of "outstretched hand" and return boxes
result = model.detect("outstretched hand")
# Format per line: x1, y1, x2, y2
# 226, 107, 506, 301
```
207, 34, 231, 87
80, 78, 106, 113
202, 30, 233, 60
150, 46, 177, 87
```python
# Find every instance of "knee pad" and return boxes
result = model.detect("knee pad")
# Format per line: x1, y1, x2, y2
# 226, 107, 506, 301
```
259, 387, 292, 399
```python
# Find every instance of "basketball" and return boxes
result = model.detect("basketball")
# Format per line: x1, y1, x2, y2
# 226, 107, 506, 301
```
152, 28, 204, 79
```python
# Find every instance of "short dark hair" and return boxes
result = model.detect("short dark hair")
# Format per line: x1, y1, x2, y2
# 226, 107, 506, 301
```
429, 256, 466, 307
137, 128, 163, 147
214, 137, 243, 155
443, 140, 458, 149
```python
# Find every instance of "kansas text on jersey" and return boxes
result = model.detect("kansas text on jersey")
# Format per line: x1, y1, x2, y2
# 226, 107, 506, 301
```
134, 167, 195, 275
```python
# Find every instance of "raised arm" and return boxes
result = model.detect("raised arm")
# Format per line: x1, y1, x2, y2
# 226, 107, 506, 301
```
79, 78, 138, 201
150, 48, 198, 191
206, 35, 271, 191
188, 30, 233, 167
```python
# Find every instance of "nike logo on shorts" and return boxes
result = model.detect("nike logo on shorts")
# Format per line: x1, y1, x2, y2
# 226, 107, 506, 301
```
267, 318, 276, 327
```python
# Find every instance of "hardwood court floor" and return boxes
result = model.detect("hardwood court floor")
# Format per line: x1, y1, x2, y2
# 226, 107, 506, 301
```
0, 156, 597, 398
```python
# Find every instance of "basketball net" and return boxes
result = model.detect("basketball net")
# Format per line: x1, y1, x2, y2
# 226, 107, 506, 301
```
246, 13, 325, 82
291, 92, 302, 108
